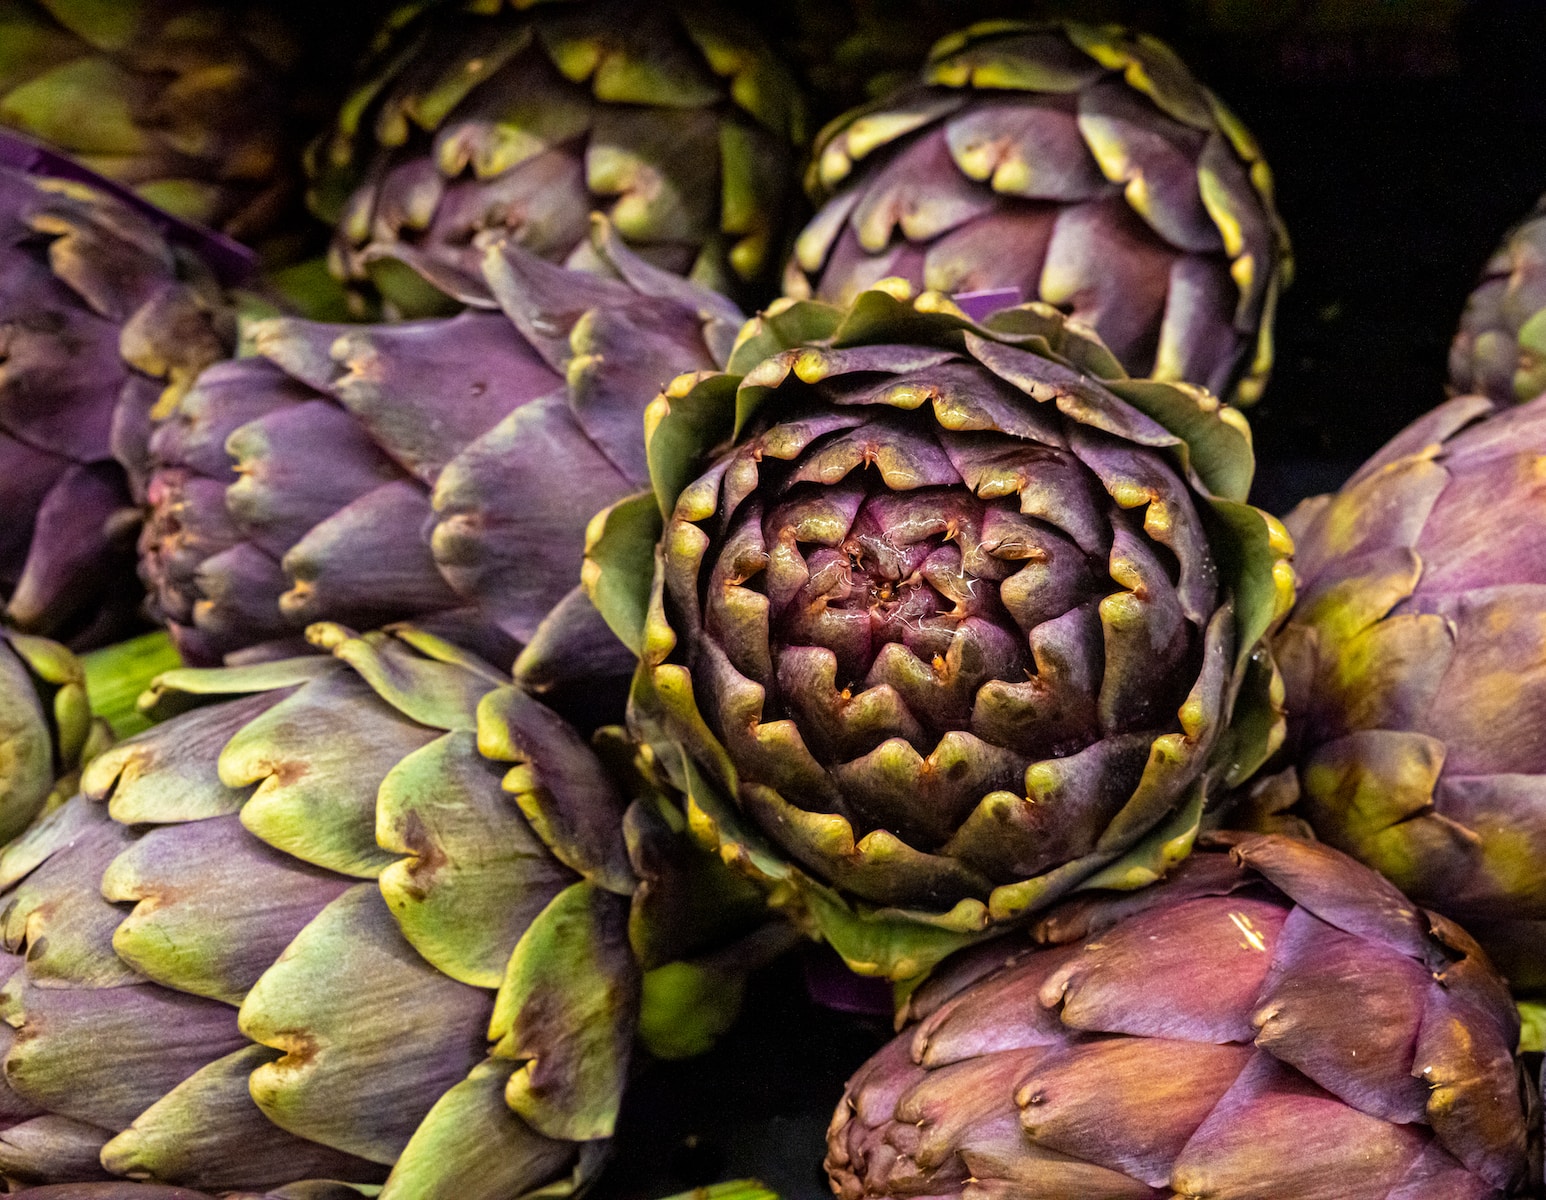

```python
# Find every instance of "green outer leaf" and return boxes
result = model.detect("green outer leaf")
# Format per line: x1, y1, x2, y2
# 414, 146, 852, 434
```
240, 883, 494, 1165
638, 959, 744, 1060
381, 1058, 585, 1200
1078, 779, 1206, 892
582, 491, 663, 657
309, 625, 495, 732
1206, 497, 1294, 671
139, 656, 337, 723
378, 730, 575, 989
646, 374, 738, 519
806, 890, 995, 982
1217, 646, 1286, 790
477, 685, 634, 895
1106, 380, 1254, 502
725, 299, 844, 377
491, 881, 639, 1143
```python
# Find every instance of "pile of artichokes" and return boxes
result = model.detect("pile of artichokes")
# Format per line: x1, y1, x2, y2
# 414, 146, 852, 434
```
0, 2, 1544, 1198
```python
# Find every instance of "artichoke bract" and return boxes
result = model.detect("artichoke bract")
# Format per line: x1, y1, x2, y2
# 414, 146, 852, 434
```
828, 834, 1539, 1200
0, 159, 232, 646
1449, 194, 1546, 406
1273, 392, 1546, 991
586, 282, 1293, 981
784, 21, 1291, 406
139, 224, 739, 675
0, 0, 313, 246
0, 624, 648, 1196
308, 0, 808, 316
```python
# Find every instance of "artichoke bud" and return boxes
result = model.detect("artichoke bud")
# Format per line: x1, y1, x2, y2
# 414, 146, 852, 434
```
830, 835, 1540, 1199
139, 224, 740, 712
1274, 390, 1546, 995
589, 282, 1292, 981
1450, 192, 1546, 406
310, 0, 811, 316
0, 623, 680, 1195
786, 19, 1292, 407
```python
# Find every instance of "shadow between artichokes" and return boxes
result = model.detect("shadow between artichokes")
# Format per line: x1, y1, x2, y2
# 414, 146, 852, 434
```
585, 281, 1294, 983
0, 622, 764, 1195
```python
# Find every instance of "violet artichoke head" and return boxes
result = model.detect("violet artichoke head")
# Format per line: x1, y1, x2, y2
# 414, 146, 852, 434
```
0, 161, 233, 646
785, 21, 1291, 405
309, 0, 808, 315
0, 624, 646, 1195
139, 224, 739, 681
829, 834, 1538, 1200
586, 282, 1293, 980
1450, 194, 1546, 406
1274, 392, 1546, 991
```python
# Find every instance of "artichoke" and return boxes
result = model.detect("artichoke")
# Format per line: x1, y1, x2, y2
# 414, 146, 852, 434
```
308, 0, 808, 316
784, 21, 1291, 406
0, 630, 110, 845
1272, 391, 1546, 991
0, 157, 233, 646
828, 833, 1538, 1199
0, 623, 658, 1195
0, 0, 323, 246
1449, 194, 1546, 406
138, 224, 738, 674
586, 281, 1293, 981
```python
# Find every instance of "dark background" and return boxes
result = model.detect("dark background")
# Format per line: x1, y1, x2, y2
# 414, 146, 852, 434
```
590, 5, 1546, 1198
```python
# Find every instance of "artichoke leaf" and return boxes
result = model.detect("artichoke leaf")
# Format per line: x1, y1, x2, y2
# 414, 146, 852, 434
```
491, 881, 638, 1144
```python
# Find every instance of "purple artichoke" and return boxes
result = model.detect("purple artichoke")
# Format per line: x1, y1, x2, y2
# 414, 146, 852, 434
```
1272, 391, 1546, 990
1449, 194, 1546, 406
829, 834, 1539, 1200
586, 282, 1293, 980
308, 0, 808, 315
0, 161, 232, 646
138, 225, 739, 675
784, 21, 1291, 405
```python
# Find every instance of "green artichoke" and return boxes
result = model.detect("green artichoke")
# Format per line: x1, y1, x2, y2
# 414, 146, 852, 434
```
1449, 194, 1546, 406
0, 159, 234, 646
308, 0, 808, 316
829, 833, 1538, 1198
784, 21, 1291, 406
0, 623, 666, 1194
0, 0, 318, 246
1271, 391, 1546, 991
586, 281, 1293, 981
138, 222, 737, 676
